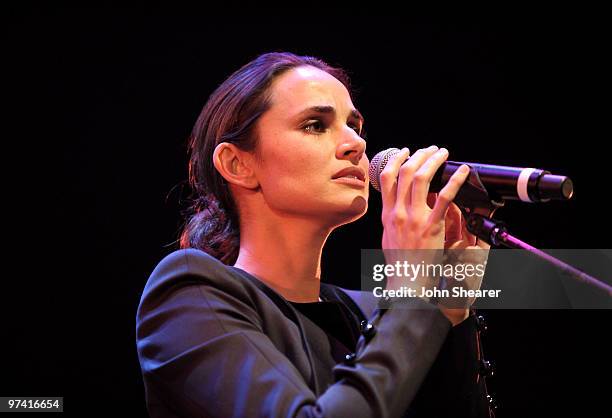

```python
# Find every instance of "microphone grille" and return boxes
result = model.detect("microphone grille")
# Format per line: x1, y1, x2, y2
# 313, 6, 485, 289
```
369, 148, 402, 192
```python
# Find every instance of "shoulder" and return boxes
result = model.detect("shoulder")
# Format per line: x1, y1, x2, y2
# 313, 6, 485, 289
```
135, 249, 297, 384
137, 249, 260, 317
143, 248, 234, 291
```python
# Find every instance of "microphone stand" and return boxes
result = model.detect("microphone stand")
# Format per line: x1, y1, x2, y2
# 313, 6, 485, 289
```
454, 167, 612, 297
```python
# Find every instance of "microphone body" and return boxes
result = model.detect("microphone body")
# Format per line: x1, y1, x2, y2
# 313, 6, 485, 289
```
369, 148, 574, 203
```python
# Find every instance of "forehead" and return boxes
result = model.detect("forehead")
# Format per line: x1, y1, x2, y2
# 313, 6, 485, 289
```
268, 66, 353, 112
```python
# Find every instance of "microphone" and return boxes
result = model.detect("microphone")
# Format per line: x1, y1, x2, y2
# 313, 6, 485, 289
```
369, 148, 574, 202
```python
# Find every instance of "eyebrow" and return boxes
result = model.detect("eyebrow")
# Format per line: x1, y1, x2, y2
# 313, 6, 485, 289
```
295, 105, 364, 125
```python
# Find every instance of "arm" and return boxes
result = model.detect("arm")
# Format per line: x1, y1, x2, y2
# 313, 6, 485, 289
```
404, 310, 493, 417
343, 284, 493, 417
136, 250, 453, 418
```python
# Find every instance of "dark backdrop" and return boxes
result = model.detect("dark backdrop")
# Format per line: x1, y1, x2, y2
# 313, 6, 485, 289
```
4, 6, 610, 417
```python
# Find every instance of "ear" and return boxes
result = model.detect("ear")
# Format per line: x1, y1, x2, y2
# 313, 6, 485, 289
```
212, 142, 260, 189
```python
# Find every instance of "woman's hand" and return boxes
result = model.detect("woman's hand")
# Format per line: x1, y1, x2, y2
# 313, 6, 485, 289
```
380, 145, 470, 252
435, 200, 491, 324
379, 145, 481, 325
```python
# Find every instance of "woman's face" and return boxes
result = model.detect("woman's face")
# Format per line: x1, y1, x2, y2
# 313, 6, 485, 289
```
252, 65, 369, 228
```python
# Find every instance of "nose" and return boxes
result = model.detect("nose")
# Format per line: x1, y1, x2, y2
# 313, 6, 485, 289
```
336, 127, 367, 165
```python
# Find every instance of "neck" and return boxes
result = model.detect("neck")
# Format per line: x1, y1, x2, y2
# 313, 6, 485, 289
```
233, 212, 332, 303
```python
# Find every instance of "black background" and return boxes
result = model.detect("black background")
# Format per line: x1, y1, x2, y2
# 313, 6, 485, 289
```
4, 5, 610, 417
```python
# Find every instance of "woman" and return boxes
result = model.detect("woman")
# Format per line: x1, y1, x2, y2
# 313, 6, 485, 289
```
136, 52, 494, 417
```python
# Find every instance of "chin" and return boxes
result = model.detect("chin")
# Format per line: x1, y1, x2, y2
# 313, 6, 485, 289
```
328, 197, 368, 227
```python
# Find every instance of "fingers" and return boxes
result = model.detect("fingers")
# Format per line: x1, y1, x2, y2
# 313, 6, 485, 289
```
478, 240, 491, 250
445, 202, 463, 243
426, 192, 437, 210
379, 148, 410, 209
461, 215, 477, 246
429, 164, 471, 224
411, 147, 449, 208
396, 145, 439, 211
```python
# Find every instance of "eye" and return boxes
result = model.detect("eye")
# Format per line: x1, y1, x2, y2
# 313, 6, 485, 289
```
349, 123, 367, 140
302, 119, 327, 134
348, 123, 361, 134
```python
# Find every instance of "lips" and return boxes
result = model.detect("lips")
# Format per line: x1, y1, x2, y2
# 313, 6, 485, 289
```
332, 166, 366, 182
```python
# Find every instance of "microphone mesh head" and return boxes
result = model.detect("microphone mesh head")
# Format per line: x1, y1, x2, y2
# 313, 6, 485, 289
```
369, 148, 402, 191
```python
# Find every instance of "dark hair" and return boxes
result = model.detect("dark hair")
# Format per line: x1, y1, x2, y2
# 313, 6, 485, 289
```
180, 52, 352, 265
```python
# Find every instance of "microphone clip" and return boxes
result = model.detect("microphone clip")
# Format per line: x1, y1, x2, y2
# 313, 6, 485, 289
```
453, 165, 506, 246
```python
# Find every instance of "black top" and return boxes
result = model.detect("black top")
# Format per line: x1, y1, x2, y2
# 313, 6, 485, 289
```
136, 249, 493, 417
289, 298, 362, 389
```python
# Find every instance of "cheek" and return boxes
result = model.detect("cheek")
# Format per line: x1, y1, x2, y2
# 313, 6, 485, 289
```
262, 135, 328, 183
265, 155, 327, 194
258, 138, 331, 201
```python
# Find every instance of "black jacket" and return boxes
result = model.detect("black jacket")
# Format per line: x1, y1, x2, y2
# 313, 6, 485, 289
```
136, 249, 492, 417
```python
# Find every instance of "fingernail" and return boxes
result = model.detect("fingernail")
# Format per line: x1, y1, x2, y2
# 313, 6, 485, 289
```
438, 148, 448, 155
459, 165, 470, 174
